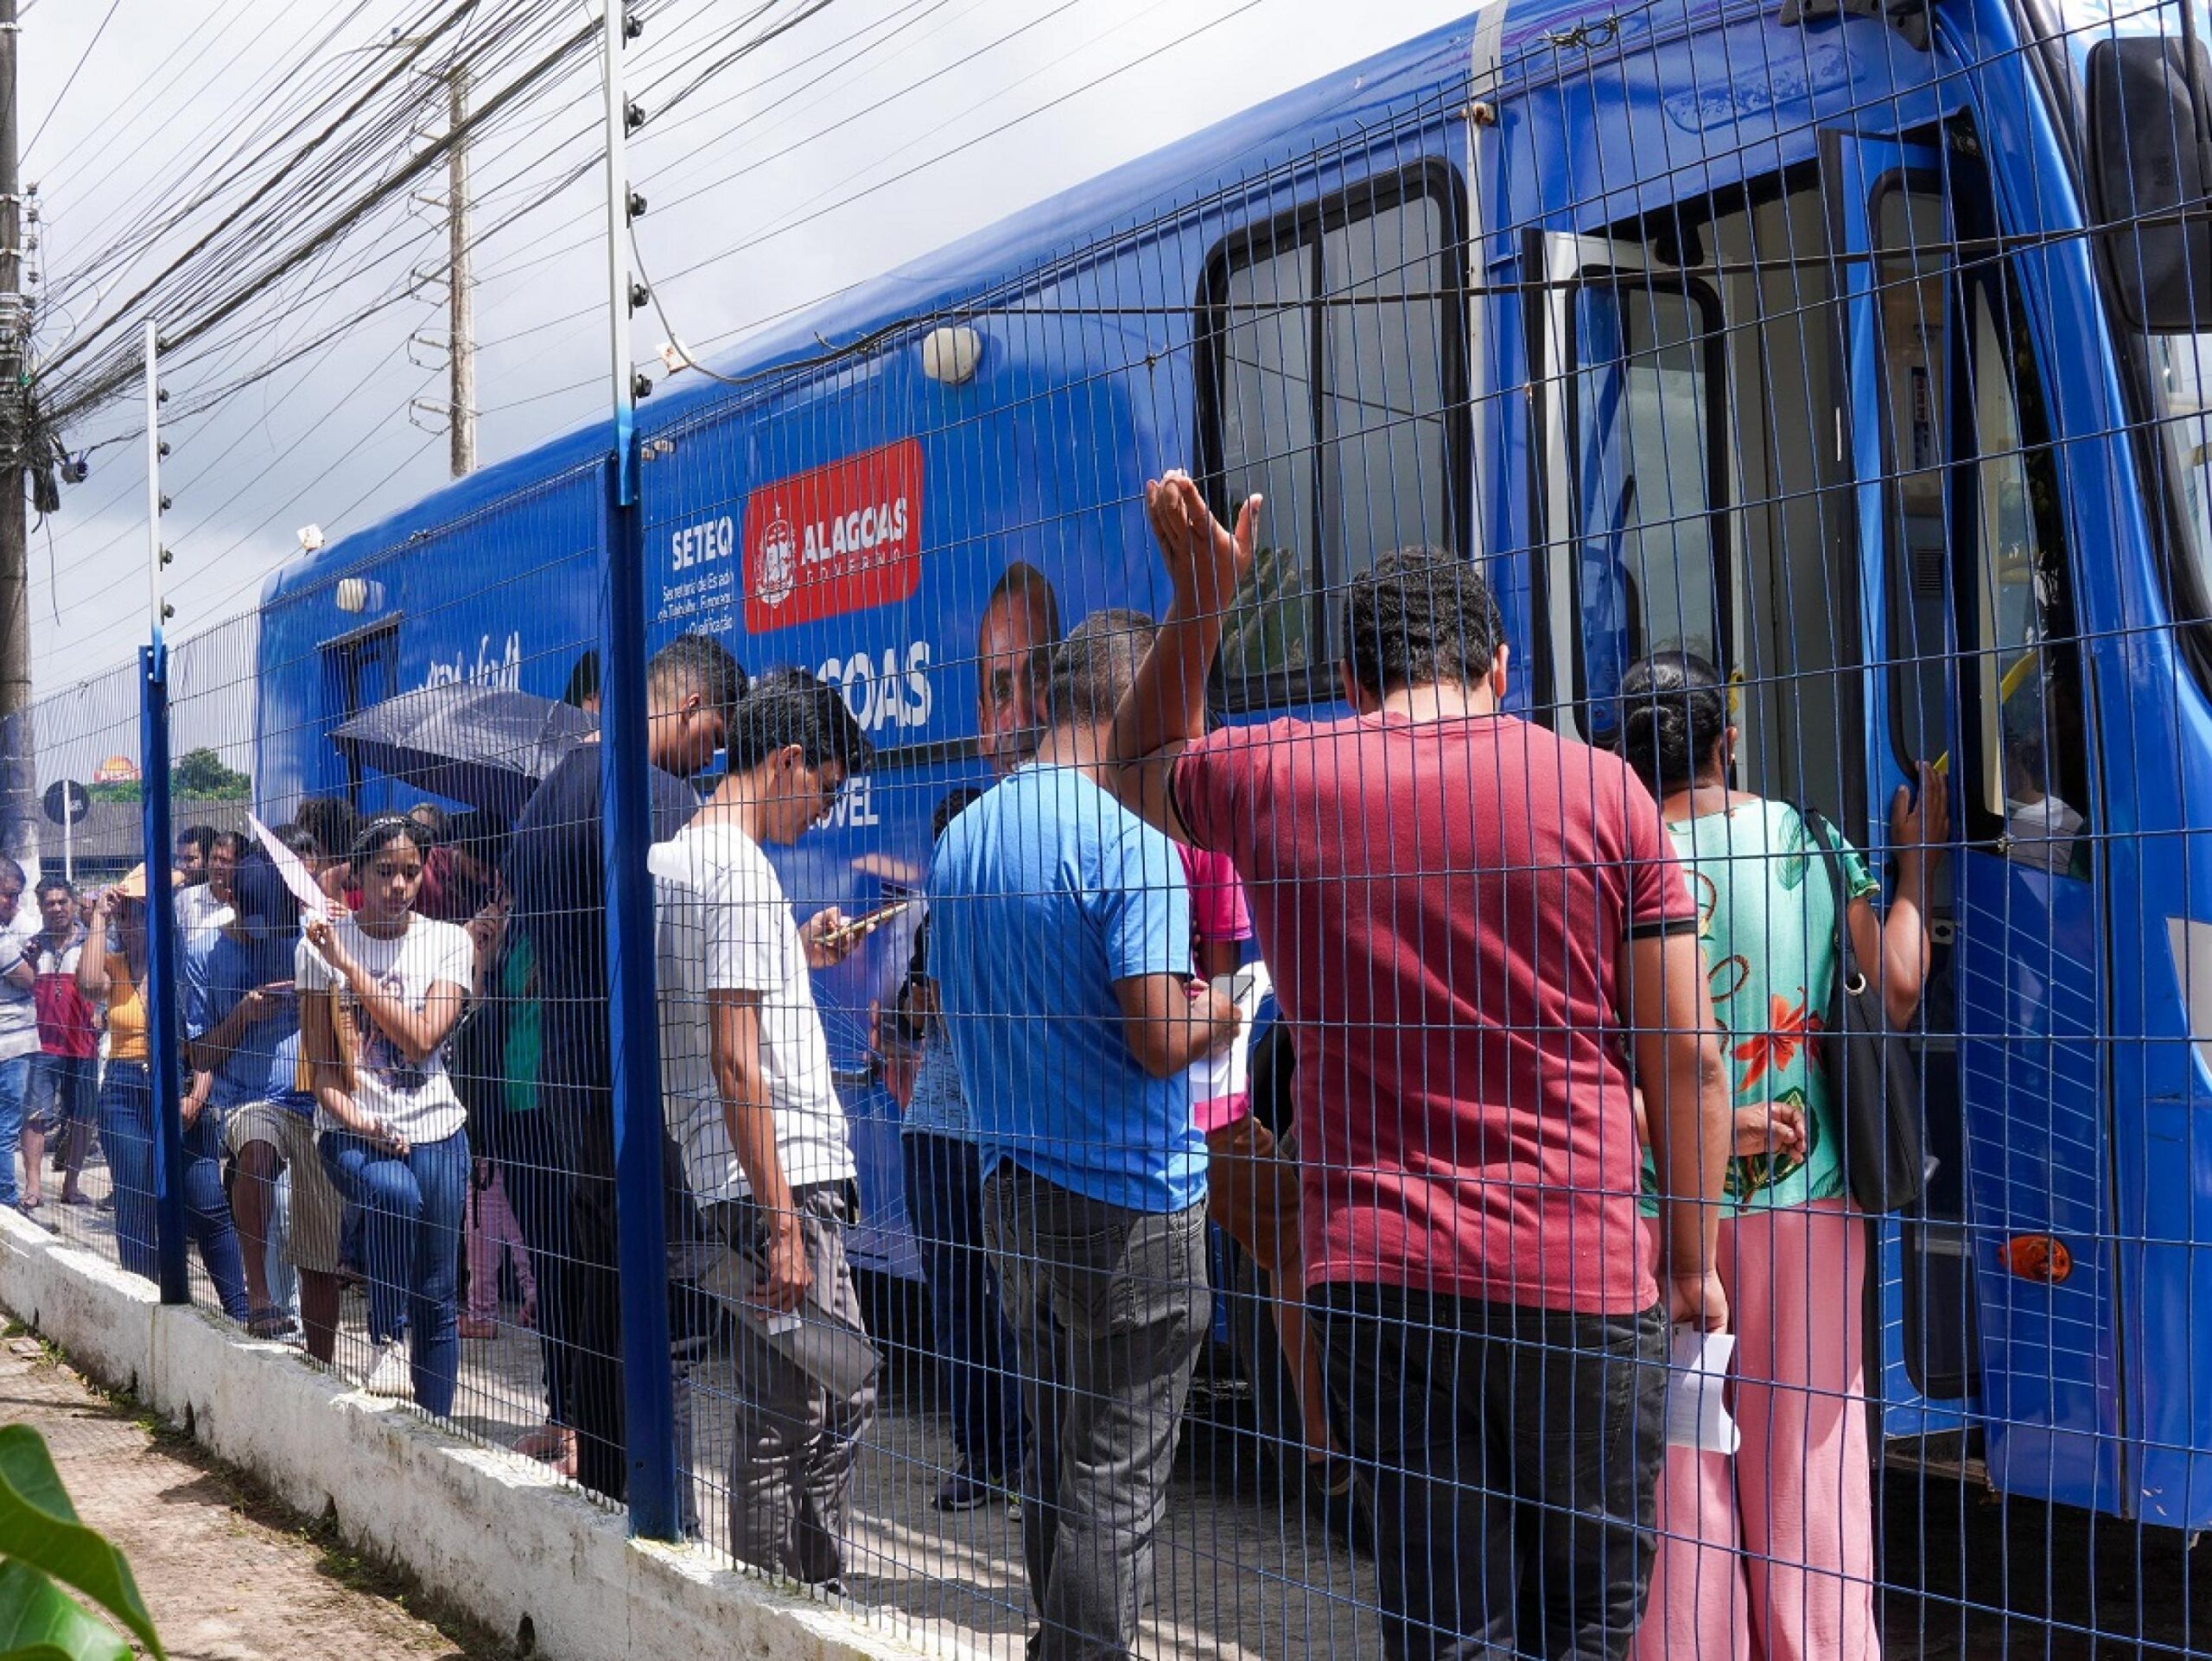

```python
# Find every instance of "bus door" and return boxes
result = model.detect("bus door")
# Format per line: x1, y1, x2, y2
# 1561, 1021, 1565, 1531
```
1531, 232, 1731, 741
1827, 129, 2119, 1498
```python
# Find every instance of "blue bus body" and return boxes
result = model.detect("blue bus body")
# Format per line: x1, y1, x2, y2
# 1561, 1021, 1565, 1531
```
251, 0, 2212, 1526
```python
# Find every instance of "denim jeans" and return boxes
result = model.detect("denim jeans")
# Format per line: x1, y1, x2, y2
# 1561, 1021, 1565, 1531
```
0, 1052, 31, 1206
981, 1164, 1210, 1661
96, 1060, 250, 1321
319, 1128, 470, 1417
1310, 1283, 1670, 1661
902, 1130, 1028, 1484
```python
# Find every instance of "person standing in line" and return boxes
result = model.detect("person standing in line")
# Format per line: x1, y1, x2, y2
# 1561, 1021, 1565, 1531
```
1105, 481, 1734, 1661
931, 609, 1242, 1661
189, 839, 348, 1354
18, 877, 92, 1212
503, 631, 746, 1499
80, 865, 251, 1318
893, 786, 1030, 1513
1616, 652, 1946, 1661
300, 816, 477, 1409
175, 825, 216, 888
652, 668, 876, 1582
0, 857, 37, 1216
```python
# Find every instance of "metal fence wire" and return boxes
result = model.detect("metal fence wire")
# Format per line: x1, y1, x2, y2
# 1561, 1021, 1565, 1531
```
25, 0, 2212, 1655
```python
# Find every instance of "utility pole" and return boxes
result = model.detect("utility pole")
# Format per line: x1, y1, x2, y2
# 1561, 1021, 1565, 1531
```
0, 0, 35, 872
447, 64, 474, 478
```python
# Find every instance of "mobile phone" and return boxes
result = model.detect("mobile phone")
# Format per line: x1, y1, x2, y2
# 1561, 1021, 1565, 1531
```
820, 898, 913, 951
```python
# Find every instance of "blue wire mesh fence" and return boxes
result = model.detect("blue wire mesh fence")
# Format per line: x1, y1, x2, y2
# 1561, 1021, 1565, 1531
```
18, 0, 2212, 1655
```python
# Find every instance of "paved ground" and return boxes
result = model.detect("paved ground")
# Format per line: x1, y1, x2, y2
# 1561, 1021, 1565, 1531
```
27, 1153, 2212, 1660
0, 1327, 504, 1660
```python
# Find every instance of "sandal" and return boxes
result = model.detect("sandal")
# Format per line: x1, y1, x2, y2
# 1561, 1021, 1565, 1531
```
245, 1308, 296, 1340
516, 1423, 578, 1479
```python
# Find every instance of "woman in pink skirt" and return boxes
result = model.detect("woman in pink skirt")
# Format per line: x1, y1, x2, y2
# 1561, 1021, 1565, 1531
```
1618, 653, 1947, 1661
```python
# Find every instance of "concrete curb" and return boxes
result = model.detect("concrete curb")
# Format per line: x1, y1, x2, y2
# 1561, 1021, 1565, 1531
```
0, 1208, 972, 1661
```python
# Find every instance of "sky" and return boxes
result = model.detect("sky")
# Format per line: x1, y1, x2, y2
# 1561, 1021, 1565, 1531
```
15, 0, 1473, 783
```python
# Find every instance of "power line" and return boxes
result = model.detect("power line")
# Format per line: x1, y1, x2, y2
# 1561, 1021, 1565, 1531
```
22, 0, 123, 161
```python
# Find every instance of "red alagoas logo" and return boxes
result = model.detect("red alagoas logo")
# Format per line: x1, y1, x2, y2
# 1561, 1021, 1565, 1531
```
742, 439, 924, 633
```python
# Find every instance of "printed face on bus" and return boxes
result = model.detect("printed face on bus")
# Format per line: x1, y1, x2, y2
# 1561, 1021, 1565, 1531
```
976, 588, 1058, 776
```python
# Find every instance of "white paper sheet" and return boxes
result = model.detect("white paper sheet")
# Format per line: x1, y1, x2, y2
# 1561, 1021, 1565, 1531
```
1664, 1327, 1739, 1454
1190, 961, 1273, 1109
247, 812, 329, 922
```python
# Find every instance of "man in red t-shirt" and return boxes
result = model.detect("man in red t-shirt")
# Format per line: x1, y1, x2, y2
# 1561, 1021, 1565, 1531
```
1105, 474, 1732, 1661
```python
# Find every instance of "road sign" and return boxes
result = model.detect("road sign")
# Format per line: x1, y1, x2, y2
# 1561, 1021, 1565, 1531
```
41, 780, 88, 828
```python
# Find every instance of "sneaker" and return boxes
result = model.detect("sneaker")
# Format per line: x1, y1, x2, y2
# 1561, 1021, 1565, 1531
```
363, 1339, 412, 1398
932, 1468, 1003, 1513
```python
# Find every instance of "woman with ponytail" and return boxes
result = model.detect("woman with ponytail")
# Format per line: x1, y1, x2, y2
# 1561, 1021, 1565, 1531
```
1618, 652, 1948, 1661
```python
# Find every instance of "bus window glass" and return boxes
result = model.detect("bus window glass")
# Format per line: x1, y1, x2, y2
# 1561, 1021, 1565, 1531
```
1875, 181, 1955, 772
1216, 247, 1319, 684
1204, 168, 1462, 697
1321, 195, 1452, 651
2148, 334, 2212, 609
1969, 284, 2090, 873
1571, 282, 1722, 738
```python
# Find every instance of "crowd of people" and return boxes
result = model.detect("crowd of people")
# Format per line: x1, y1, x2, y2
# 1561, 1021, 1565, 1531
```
0, 465, 1958, 1661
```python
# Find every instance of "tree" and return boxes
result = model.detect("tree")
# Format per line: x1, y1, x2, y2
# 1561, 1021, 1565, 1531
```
168, 748, 250, 801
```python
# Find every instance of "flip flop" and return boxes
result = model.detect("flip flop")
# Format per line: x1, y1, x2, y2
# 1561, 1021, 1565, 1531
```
245, 1308, 296, 1340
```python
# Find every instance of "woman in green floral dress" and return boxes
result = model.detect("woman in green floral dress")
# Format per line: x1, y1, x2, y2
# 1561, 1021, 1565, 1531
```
1620, 652, 1947, 1661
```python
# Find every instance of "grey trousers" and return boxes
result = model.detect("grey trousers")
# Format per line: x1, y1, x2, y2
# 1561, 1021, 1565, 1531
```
705, 1186, 879, 1585
981, 1164, 1211, 1661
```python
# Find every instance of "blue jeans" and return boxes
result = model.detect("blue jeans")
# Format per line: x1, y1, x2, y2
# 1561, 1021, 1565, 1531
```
0, 1052, 31, 1206
96, 1060, 249, 1321
320, 1128, 468, 1417
902, 1130, 1027, 1482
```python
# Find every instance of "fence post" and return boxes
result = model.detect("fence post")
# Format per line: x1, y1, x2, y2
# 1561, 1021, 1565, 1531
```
139, 640, 188, 1305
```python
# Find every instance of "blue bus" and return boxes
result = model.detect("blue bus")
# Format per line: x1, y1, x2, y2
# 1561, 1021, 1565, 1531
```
251, 0, 2212, 1528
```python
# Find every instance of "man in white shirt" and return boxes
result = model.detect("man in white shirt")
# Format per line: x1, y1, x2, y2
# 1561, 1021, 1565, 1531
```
0, 857, 40, 1213
652, 668, 877, 1586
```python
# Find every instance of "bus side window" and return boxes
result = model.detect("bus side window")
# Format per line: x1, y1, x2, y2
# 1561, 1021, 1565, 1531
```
1198, 164, 1465, 705
1967, 277, 2089, 875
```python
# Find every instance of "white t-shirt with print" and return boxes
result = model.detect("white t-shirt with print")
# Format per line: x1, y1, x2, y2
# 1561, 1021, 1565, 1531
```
0, 913, 39, 1062
295, 913, 474, 1144
651, 820, 852, 1205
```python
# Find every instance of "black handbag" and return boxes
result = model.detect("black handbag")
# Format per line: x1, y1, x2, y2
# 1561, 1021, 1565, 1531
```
1799, 806, 1926, 1214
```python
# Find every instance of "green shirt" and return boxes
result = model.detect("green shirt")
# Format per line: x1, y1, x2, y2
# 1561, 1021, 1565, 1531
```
1641, 799, 1878, 1216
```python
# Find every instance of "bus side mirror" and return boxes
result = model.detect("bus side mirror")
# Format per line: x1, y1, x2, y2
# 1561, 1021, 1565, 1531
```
2088, 35, 2212, 333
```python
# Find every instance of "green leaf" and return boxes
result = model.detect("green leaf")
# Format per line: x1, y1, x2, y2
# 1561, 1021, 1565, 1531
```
0, 1562, 131, 1661
0, 1429, 161, 1658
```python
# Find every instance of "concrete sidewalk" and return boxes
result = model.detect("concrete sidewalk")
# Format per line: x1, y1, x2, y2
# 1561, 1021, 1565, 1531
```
0, 1327, 504, 1661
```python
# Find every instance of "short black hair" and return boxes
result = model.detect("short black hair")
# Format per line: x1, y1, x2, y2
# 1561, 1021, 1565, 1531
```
34, 875, 71, 904
270, 822, 321, 862
406, 803, 452, 845
211, 830, 248, 862
1340, 548, 1502, 700
728, 668, 875, 776
1047, 608, 1154, 726
564, 650, 601, 710
295, 799, 358, 862
176, 825, 217, 858
0, 856, 26, 894
647, 633, 747, 725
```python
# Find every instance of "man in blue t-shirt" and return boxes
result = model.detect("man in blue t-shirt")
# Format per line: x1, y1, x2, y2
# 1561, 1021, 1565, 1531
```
184, 837, 346, 1358
929, 608, 1239, 1661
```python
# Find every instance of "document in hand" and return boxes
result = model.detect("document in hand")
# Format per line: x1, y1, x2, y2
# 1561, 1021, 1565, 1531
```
247, 812, 330, 922
1664, 1327, 1739, 1454
1191, 960, 1273, 1116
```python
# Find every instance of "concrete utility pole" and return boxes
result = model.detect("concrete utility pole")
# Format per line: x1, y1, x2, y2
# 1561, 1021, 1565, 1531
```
447, 64, 474, 478
0, 0, 36, 870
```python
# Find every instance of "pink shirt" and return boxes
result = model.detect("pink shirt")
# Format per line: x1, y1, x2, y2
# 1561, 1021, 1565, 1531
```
1180, 843, 1256, 1133
1173, 710, 1695, 1314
